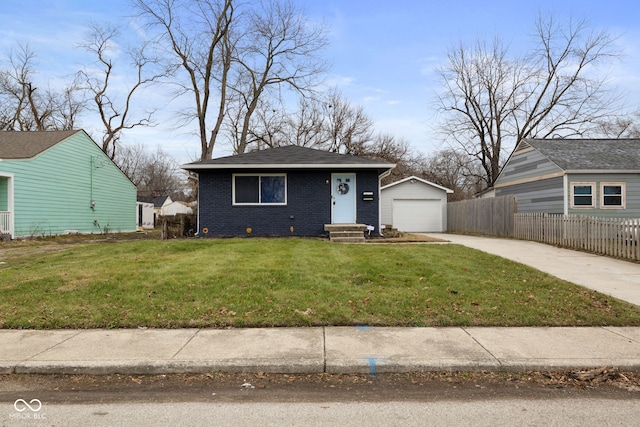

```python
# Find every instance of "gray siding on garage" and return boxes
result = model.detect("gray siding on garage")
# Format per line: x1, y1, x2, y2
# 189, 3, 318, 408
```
381, 179, 448, 232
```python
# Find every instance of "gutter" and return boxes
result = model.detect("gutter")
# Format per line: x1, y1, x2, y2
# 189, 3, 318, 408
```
563, 169, 640, 174
378, 168, 394, 236
180, 163, 396, 171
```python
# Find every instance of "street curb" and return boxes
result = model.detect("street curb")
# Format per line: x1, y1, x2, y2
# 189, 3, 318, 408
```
4, 360, 640, 376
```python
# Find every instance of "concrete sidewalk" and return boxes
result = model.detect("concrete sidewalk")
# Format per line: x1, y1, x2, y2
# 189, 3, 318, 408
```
1, 327, 639, 375
426, 233, 640, 306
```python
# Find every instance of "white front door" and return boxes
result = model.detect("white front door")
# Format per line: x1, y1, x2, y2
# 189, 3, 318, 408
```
331, 173, 356, 223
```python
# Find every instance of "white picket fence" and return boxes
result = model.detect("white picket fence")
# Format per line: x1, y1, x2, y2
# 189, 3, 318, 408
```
514, 213, 640, 261
0, 211, 11, 237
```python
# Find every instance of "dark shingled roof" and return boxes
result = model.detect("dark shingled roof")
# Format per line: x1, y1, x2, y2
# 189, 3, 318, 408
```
153, 195, 170, 208
523, 138, 640, 171
0, 130, 81, 159
181, 145, 395, 170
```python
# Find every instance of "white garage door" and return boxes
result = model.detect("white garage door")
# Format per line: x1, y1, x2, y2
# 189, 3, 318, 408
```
393, 199, 442, 232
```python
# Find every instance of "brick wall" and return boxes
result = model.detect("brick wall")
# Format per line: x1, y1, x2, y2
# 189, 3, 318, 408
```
197, 169, 382, 237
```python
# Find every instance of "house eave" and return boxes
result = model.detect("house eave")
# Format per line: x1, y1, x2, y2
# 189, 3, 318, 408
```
381, 175, 454, 193
564, 169, 640, 174
181, 163, 396, 171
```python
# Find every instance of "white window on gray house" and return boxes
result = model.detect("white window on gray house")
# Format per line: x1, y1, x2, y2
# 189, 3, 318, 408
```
601, 182, 625, 209
570, 183, 595, 208
233, 174, 286, 205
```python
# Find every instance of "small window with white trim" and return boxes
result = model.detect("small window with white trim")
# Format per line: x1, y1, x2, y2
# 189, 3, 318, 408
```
233, 173, 286, 205
601, 182, 625, 209
570, 183, 595, 208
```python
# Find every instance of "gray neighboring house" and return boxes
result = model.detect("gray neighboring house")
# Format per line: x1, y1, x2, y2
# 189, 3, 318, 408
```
494, 138, 640, 217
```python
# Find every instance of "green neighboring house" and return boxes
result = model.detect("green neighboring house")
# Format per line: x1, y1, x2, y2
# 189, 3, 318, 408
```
0, 130, 136, 238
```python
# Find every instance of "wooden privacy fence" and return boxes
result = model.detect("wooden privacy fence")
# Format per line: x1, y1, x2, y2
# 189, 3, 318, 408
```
514, 213, 640, 261
447, 196, 517, 237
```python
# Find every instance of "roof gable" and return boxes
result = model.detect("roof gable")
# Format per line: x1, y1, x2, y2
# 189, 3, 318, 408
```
181, 145, 395, 170
154, 195, 171, 208
381, 175, 453, 193
0, 130, 81, 159
0, 130, 136, 188
522, 138, 640, 171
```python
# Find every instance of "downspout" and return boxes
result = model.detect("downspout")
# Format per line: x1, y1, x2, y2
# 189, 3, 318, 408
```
196, 173, 201, 236
90, 155, 95, 210
563, 174, 568, 216
562, 173, 569, 241
9, 175, 14, 238
187, 171, 200, 236
378, 168, 393, 236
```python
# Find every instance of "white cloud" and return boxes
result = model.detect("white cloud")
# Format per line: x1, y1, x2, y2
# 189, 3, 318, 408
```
323, 74, 355, 88
362, 96, 381, 104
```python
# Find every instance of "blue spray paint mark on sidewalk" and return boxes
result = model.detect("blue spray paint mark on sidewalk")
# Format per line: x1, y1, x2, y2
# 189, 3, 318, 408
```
367, 357, 378, 377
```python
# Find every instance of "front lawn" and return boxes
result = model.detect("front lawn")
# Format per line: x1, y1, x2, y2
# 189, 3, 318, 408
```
1, 237, 639, 328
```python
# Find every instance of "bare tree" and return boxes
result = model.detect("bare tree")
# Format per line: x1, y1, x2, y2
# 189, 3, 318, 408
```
78, 23, 164, 159
322, 89, 374, 154
55, 84, 85, 131
139, 147, 187, 197
242, 88, 378, 156
436, 13, 621, 187
134, 0, 328, 159
237, 89, 373, 154
283, 96, 327, 148
114, 142, 187, 199
138, 0, 236, 160
236, 96, 290, 150
363, 133, 415, 185
134, 0, 234, 160
229, 0, 329, 154
113, 141, 149, 187
596, 111, 640, 138
0, 43, 82, 131
262, 89, 376, 154
418, 149, 484, 201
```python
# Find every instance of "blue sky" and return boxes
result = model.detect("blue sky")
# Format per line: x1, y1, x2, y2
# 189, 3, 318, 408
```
1, 0, 639, 163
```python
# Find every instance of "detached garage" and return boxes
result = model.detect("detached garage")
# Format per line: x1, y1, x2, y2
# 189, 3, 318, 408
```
381, 176, 453, 232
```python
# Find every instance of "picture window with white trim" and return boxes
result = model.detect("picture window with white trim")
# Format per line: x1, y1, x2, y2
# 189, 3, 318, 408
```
233, 174, 286, 205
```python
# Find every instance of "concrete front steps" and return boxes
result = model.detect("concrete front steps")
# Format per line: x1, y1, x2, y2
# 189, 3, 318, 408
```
324, 224, 368, 243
